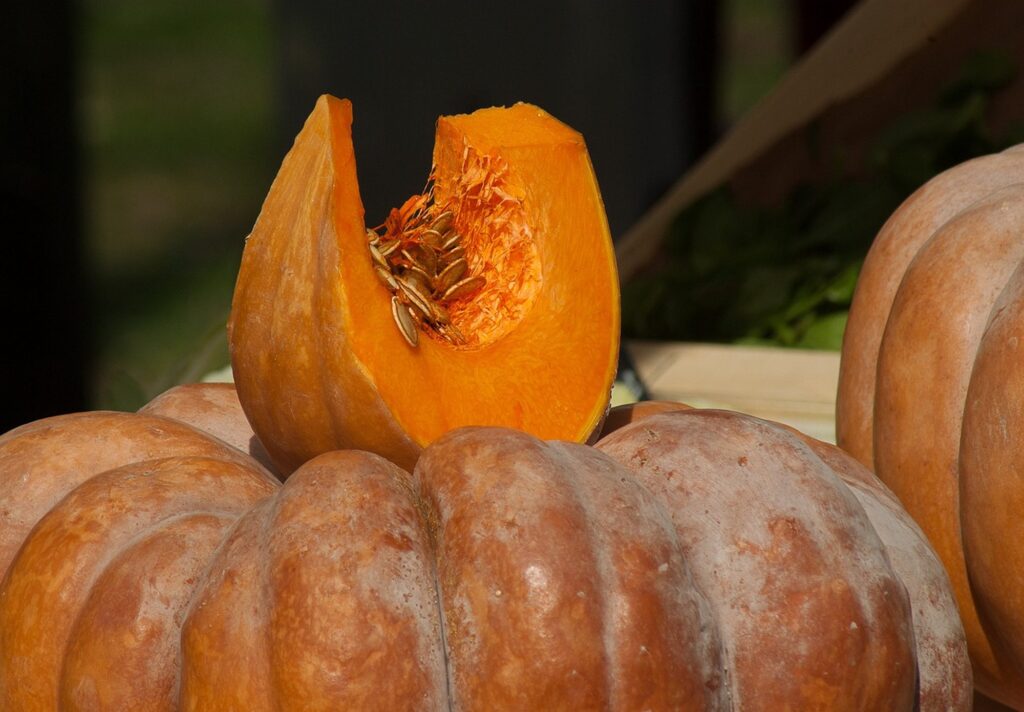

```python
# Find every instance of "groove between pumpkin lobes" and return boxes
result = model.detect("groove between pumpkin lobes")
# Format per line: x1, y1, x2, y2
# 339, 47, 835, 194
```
0, 401, 969, 709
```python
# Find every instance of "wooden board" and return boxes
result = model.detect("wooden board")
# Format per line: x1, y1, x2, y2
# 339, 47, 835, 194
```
627, 341, 840, 443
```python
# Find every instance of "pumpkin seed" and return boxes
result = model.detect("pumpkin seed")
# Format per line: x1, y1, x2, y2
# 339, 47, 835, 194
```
369, 243, 389, 270
440, 232, 462, 252
430, 210, 454, 234
371, 197, 486, 348
403, 244, 438, 276
374, 266, 398, 290
421, 228, 445, 249
391, 296, 418, 347
397, 277, 433, 320
435, 257, 468, 293
404, 265, 433, 295
443, 246, 466, 263
442, 275, 485, 301
379, 239, 401, 257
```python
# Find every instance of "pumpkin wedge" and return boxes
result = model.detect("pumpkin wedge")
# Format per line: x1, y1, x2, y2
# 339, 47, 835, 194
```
229, 95, 619, 473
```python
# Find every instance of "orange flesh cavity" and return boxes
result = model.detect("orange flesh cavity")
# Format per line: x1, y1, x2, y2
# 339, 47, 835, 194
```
342, 103, 619, 447
439, 147, 541, 347
372, 147, 541, 349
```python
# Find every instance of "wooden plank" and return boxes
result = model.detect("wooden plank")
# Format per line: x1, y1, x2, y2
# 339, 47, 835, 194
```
627, 341, 840, 443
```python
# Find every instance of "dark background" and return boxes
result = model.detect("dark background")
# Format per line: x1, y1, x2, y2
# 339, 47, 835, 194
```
1, 0, 853, 432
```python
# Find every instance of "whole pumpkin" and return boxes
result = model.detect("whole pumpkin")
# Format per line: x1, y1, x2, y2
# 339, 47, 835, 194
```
0, 387, 968, 710
836, 144, 1024, 707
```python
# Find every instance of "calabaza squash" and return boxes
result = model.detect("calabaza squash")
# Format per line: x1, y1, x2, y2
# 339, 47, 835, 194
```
229, 96, 619, 474
0, 388, 969, 710
836, 144, 1024, 707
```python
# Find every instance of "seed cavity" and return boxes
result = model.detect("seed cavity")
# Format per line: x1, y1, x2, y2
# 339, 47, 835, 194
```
367, 181, 486, 347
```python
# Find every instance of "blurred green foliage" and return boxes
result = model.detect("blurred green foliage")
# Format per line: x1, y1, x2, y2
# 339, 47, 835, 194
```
622, 51, 1024, 350
83, 0, 274, 410
720, 0, 793, 126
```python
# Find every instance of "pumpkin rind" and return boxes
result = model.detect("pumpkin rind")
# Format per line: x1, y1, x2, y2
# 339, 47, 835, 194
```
228, 96, 620, 474
959, 262, 1024, 671
597, 410, 920, 711
837, 144, 1024, 706
179, 450, 448, 711
0, 403, 967, 709
836, 148, 1024, 466
0, 410, 277, 580
60, 513, 239, 710
598, 399, 692, 437
416, 428, 725, 710
602, 402, 972, 710
793, 433, 973, 711
140, 382, 278, 477
0, 456, 276, 710
183, 434, 726, 710
872, 184, 1024, 700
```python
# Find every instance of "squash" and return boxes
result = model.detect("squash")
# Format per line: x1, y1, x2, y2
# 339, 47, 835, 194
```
0, 409, 279, 584
139, 381, 278, 477
598, 399, 692, 436
835, 144, 1024, 707
228, 96, 620, 474
599, 404, 970, 710
0, 400, 967, 709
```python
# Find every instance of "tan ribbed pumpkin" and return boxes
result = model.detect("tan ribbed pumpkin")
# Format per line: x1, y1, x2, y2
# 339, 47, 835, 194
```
0, 386, 968, 710
836, 143, 1024, 707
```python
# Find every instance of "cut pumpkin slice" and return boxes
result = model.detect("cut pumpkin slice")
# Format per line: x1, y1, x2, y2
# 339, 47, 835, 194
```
229, 95, 620, 473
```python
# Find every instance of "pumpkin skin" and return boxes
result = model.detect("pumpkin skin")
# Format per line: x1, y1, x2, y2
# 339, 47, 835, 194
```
140, 382, 278, 477
181, 433, 724, 710
598, 399, 692, 436
228, 96, 620, 475
0, 410, 279, 581
0, 402, 968, 709
598, 406, 971, 711
835, 144, 1024, 706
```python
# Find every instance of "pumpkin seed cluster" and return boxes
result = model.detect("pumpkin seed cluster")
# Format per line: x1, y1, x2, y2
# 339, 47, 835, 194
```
367, 190, 485, 347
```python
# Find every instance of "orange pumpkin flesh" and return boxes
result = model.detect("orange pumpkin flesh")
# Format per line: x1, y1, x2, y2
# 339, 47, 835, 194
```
229, 96, 620, 473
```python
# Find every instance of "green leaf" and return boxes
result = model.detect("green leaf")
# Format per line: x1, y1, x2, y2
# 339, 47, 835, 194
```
941, 50, 1016, 105
824, 262, 861, 304
796, 312, 849, 350
620, 50, 1019, 352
